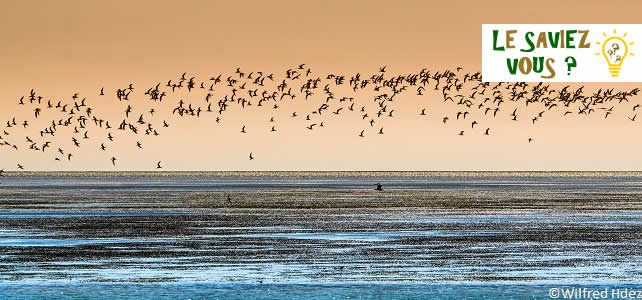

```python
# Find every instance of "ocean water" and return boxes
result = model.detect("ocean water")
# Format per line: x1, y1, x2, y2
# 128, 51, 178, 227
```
0, 172, 641, 299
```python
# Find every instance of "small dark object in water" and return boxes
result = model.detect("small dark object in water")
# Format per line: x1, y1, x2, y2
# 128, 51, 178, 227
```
375, 183, 383, 191
226, 193, 232, 203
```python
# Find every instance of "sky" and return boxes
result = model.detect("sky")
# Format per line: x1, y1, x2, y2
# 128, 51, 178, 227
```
1, 0, 642, 171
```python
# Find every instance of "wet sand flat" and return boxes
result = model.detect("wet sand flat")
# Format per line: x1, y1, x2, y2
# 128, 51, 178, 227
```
0, 172, 640, 287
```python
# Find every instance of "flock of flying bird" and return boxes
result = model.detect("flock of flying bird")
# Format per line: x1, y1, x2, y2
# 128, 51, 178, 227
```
0, 64, 640, 172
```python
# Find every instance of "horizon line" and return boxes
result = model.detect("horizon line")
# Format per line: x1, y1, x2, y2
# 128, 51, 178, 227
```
3, 170, 642, 173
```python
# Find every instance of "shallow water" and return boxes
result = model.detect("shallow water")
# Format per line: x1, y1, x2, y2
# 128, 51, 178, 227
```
4, 282, 642, 300
0, 172, 641, 298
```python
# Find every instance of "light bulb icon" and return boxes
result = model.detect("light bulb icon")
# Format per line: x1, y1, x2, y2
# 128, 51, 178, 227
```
603, 37, 628, 76
596, 30, 634, 77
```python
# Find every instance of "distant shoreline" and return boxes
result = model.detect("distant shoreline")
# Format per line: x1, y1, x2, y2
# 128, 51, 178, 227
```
2, 171, 642, 177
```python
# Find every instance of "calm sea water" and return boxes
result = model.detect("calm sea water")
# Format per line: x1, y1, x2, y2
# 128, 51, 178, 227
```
0, 172, 641, 299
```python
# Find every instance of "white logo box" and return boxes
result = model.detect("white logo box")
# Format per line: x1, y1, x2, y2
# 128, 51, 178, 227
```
482, 24, 641, 82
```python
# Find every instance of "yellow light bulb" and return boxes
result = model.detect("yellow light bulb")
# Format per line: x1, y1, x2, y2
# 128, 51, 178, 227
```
602, 36, 628, 77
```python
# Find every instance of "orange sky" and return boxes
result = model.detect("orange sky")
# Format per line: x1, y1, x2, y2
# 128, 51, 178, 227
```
1, 0, 642, 171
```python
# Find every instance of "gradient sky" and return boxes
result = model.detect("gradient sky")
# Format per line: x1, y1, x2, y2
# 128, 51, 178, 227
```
1, 0, 642, 171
